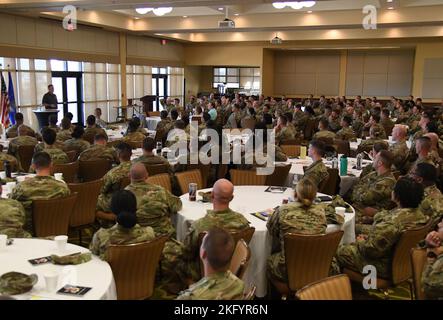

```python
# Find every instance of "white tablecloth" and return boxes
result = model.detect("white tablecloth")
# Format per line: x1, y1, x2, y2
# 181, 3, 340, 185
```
281, 157, 371, 196
0, 238, 116, 300
174, 185, 355, 298
351, 138, 412, 151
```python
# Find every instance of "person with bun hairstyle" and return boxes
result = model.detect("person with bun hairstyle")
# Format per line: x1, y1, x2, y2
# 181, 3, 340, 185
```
90, 190, 155, 260
266, 178, 328, 284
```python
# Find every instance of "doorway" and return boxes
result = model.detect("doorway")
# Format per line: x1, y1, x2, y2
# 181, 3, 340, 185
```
51, 71, 83, 124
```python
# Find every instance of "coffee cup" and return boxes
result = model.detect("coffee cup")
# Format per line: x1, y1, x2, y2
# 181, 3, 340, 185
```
54, 173, 63, 181
44, 271, 59, 292
335, 207, 346, 218
54, 235, 68, 252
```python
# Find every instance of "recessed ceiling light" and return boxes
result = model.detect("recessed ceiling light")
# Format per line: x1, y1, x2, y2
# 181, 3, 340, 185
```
218, 7, 224, 11
388, 6, 394, 10
307, 10, 312, 13
234, 13, 239, 16
134, 16, 140, 19
183, 15, 188, 18
387, 0, 393, 2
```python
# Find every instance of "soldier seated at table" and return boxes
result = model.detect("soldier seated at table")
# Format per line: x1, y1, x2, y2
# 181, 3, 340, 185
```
96, 142, 132, 216
421, 219, 443, 300
411, 163, 443, 230
125, 163, 184, 292
132, 137, 172, 170
267, 179, 328, 285
33, 128, 69, 166
177, 179, 250, 283
389, 124, 409, 173
358, 142, 389, 180
357, 126, 387, 154
56, 117, 73, 142
90, 190, 155, 259
302, 139, 329, 188
84, 115, 108, 141
6, 113, 36, 139
78, 133, 118, 164
406, 136, 437, 174
0, 145, 18, 173
177, 227, 245, 300
313, 118, 336, 145
94, 107, 107, 129
63, 125, 90, 156
0, 184, 31, 238
350, 150, 397, 230
274, 115, 296, 145
336, 115, 356, 142
9, 152, 70, 234
334, 177, 428, 279
121, 118, 146, 147
155, 110, 173, 142
8, 125, 38, 172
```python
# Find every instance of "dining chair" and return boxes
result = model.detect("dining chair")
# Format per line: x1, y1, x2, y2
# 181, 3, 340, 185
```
79, 159, 112, 182
146, 173, 172, 192
175, 169, 203, 195
296, 274, 352, 300
230, 169, 266, 186
51, 161, 79, 183
410, 247, 428, 300
17, 144, 35, 172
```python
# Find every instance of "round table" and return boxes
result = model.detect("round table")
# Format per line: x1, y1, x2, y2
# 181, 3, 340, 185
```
175, 185, 356, 298
0, 239, 116, 300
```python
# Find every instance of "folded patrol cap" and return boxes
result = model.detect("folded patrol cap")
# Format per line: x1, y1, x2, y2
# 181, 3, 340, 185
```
0, 272, 38, 295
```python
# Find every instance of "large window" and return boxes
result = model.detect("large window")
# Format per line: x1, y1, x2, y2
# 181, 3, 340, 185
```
213, 67, 260, 95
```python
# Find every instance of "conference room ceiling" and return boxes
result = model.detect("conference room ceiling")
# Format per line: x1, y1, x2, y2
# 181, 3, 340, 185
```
2, 0, 443, 42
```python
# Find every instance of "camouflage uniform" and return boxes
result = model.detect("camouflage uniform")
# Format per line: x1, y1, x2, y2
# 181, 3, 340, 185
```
122, 132, 146, 145
7, 136, 38, 170
329, 118, 341, 133
33, 147, 69, 166
155, 119, 173, 140
352, 119, 364, 138
179, 208, 250, 282
303, 160, 329, 187
351, 171, 396, 220
239, 143, 287, 169
9, 176, 70, 234
357, 138, 386, 153
267, 202, 327, 282
56, 129, 72, 142
335, 208, 428, 278
389, 141, 409, 172
419, 185, 443, 229
336, 127, 356, 142
0, 198, 31, 238
408, 155, 436, 174
422, 249, 443, 299
133, 154, 170, 167
313, 130, 337, 143
90, 223, 156, 260
6, 124, 35, 139
63, 138, 90, 155
371, 123, 387, 139
84, 127, 107, 139
96, 161, 132, 212
275, 126, 295, 145
34, 141, 65, 153
293, 111, 309, 131
176, 271, 245, 300
79, 144, 118, 163
0, 153, 18, 171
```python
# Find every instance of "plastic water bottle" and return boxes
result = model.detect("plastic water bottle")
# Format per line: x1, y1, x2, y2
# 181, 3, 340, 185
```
340, 155, 348, 176
332, 157, 338, 169
356, 153, 363, 170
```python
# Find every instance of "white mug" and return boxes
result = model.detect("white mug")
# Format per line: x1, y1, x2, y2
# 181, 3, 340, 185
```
54, 235, 68, 252
335, 207, 346, 218
0, 234, 7, 250
0, 171, 5, 180
44, 271, 59, 292
54, 173, 63, 181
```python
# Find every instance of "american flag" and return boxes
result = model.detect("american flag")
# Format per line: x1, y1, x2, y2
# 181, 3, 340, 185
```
0, 72, 10, 127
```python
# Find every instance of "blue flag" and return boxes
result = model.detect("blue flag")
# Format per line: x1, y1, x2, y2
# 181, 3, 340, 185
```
7, 71, 16, 125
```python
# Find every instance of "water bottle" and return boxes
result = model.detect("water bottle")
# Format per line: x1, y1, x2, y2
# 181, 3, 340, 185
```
340, 155, 348, 176
332, 157, 338, 169
4, 161, 11, 178
356, 153, 363, 170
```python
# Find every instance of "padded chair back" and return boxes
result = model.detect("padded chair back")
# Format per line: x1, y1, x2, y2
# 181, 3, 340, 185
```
79, 159, 112, 182
280, 145, 300, 158
175, 169, 203, 195
65, 150, 78, 163
51, 161, 79, 183
17, 144, 35, 172
106, 236, 168, 300
296, 275, 352, 300
146, 173, 172, 192
410, 247, 427, 300
32, 193, 78, 237
284, 231, 344, 291
318, 168, 339, 196
230, 169, 266, 186
68, 179, 103, 227
229, 239, 251, 279
145, 164, 169, 176
391, 223, 431, 285
217, 164, 228, 180
82, 133, 95, 145
186, 163, 211, 188
265, 164, 291, 187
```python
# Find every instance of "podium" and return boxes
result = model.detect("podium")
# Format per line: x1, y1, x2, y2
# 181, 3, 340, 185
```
140, 95, 157, 114
32, 109, 59, 131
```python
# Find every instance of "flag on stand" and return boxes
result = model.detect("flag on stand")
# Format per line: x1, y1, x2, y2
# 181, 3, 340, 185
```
8, 71, 16, 125
0, 72, 10, 127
